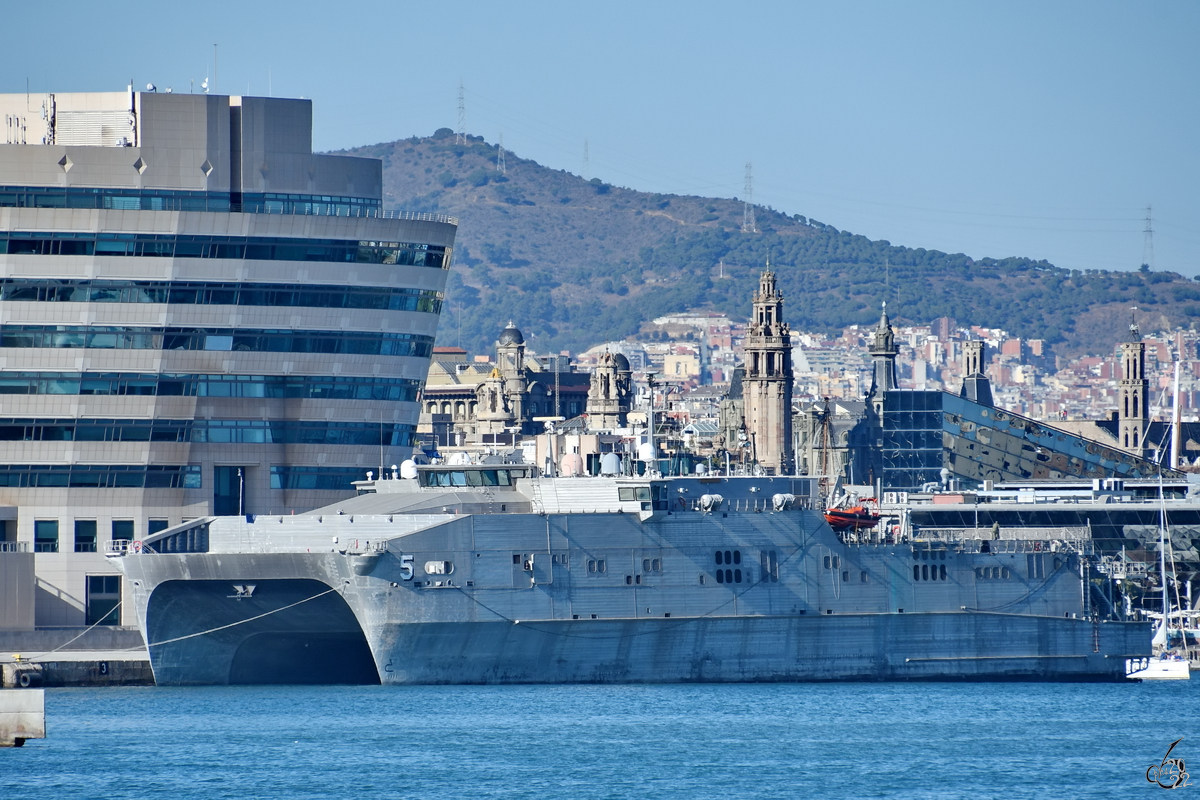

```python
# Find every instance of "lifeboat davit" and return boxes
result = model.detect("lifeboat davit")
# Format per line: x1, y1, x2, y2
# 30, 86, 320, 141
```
824, 500, 881, 531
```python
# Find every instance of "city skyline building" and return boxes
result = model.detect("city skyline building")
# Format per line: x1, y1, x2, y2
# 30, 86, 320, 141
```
0, 87, 455, 627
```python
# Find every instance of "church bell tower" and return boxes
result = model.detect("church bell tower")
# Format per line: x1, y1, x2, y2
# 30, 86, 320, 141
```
741, 267, 794, 474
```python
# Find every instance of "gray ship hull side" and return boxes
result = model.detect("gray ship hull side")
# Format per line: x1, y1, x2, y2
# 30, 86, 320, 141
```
134, 576, 1145, 685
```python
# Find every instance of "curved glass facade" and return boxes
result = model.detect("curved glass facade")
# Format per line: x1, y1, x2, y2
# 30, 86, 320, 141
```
0, 279, 443, 312
0, 186, 381, 215
0, 419, 416, 446
0, 464, 201, 489
0, 89, 456, 627
0, 372, 422, 400
0, 326, 435, 357
1, 232, 449, 268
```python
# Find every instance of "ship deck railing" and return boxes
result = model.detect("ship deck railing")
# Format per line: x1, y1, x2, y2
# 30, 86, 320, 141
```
839, 526, 1096, 554
912, 527, 1095, 555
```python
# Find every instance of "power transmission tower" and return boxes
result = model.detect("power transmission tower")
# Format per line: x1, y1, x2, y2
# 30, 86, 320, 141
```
741, 162, 758, 233
582, 137, 589, 179
496, 132, 506, 174
1142, 204, 1155, 270
456, 81, 466, 145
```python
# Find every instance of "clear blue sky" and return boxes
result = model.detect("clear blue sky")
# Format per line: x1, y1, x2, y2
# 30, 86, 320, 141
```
6, 1, 1198, 275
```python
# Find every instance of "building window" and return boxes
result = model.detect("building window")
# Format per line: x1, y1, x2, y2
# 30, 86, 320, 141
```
85, 576, 121, 625
112, 519, 134, 542
148, 519, 169, 536
74, 520, 97, 553
34, 519, 58, 552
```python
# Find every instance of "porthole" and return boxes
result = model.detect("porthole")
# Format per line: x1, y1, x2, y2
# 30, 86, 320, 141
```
922, 564, 929, 581
939, 564, 946, 580
716, 570, 725, 584
914, 565, 921, 581
724, 550, 733, 565
725, 569, 733, 584
716, 551, 724, 565
732, 551, 741, 565
734, 569, 742, 583
824, 555, 832, 569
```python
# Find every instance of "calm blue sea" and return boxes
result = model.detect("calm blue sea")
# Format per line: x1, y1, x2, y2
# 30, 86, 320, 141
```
5, 681, 1197, 799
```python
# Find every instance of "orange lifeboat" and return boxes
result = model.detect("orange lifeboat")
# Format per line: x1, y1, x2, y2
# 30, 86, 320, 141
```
824, 498, 881, 531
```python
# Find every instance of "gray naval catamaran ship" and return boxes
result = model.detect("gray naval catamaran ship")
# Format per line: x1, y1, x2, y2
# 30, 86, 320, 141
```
108, 461, 1149, 684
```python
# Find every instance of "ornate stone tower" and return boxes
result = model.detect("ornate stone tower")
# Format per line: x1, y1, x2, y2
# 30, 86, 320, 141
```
586, 351, 632, 430
495, 322, 528, 426
959, 340, 994, 407
1119, 320, 1147, 455
742, 268, 794, 474
866, 302, 899, 418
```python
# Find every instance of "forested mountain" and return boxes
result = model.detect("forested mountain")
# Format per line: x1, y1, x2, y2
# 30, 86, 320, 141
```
337, 130, 1198, 360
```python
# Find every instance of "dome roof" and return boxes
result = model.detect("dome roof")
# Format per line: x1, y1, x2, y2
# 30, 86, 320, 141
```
612, 352, 631, 371
497, 322, 524, 346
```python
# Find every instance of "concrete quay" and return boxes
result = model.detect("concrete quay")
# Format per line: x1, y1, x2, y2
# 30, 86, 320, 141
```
0, 627, 153, 687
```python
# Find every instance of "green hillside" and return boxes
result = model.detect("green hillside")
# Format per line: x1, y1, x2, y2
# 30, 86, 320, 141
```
338, 130, 1199, 360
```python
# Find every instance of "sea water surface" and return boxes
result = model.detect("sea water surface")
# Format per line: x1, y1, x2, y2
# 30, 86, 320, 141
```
6, 681, 1197, 799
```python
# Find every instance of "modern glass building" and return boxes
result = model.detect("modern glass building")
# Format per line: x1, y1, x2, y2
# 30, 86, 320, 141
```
0, 89, 455, 626
880, 390, 1169, 492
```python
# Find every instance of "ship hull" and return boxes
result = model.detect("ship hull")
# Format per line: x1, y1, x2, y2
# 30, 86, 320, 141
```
113, 475, 1152, 686
133, 575, 1144, 685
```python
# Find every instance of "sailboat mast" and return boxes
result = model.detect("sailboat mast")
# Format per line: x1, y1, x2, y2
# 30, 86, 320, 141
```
1172, 361, 1181, 469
